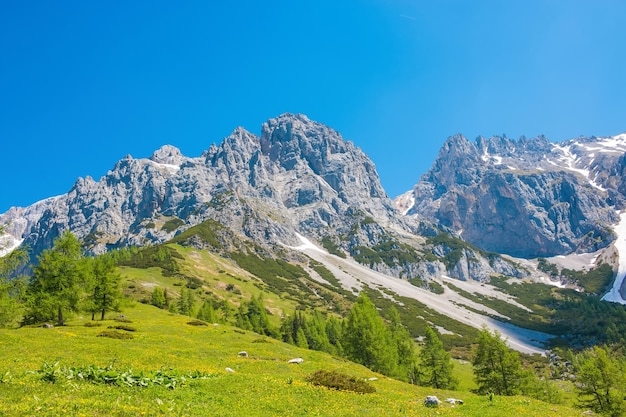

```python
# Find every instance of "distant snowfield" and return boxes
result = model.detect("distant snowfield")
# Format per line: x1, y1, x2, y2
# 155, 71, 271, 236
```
287, 234, 552, 355
602, 211, 626, 304
148, 160, 181, 173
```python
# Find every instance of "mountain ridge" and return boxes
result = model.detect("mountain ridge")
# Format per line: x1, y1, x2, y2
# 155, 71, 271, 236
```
1, 114, 533, 286
4, 113, 626, 351
395, 133, 626, 258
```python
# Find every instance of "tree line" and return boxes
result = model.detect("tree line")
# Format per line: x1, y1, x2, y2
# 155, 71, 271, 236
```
1, 231, 123, 327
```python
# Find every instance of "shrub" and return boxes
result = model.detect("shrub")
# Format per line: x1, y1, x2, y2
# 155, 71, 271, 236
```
98, 330, 134, 340
186, 320, 208, 327
306, 370, 376, 394
107, 325, 137, 332
114, 317, 133, 323
84, 322, 102, 327
162, 218, 185, 233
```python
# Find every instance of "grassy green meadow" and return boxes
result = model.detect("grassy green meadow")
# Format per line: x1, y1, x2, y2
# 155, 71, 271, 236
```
0, 303, 584, 416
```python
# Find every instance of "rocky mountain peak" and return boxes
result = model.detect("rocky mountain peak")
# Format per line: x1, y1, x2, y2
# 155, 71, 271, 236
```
259, 113, 350, 175
398, 132, 624, 258
1, 114, 407, 262
150, 145, 185, 165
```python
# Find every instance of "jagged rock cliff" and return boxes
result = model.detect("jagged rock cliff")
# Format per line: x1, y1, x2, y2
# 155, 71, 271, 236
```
396, 134, 626, 258
1, 114, 529, 283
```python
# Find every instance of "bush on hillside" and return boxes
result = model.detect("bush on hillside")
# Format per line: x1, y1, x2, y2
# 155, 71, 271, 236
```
307, 370, 375, 394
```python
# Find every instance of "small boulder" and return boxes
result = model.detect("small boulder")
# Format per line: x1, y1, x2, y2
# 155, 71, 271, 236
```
424, 396, 441, 407
287, 358, 304, 364
42, 323, 54, 329
445, 398, 464, 405
225, 367, 235, 373
238, 351, 248, 357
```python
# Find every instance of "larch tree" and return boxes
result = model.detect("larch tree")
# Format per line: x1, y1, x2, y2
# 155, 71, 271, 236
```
85, 256, 122, 320
418, 326, 458, 389
26, 231, 87, 326
472, 326, 523, 395
0, 237, 29, 327
388, 306, 419, 381
342, 293, 398, 376
574, 345, 626, 417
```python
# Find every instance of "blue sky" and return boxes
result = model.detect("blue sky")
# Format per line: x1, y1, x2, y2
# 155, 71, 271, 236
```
2, 1, 625, 212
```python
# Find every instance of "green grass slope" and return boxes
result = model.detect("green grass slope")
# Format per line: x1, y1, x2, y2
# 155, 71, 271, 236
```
0, 303, 581, 416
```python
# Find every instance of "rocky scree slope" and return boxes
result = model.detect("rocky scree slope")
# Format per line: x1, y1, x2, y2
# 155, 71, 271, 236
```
1, 114, 526, 283
396, 134, 626, 259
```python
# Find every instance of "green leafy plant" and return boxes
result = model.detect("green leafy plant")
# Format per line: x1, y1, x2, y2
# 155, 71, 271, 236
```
0, 370, 12, 384
37, 362, 211, 389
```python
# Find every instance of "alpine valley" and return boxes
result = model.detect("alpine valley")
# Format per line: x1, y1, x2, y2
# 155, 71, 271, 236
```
3, 113, 626, 354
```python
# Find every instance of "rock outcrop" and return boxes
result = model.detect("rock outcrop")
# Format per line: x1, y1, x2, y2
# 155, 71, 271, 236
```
397, 134, 626, 258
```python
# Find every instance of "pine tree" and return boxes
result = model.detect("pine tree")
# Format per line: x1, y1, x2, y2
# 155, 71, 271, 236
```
25, 231, 87, 326
343, 293, 398, 376
418, 326, 458, 389
472, 326, 523, 395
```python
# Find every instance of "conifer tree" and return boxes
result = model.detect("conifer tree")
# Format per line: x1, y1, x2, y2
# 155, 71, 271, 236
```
85, 256, 122, 320
177, 287, 194, 316
151, 287, 167, 309
25, 231, 87, 326
305, 311, 332, 352
472, 326, 523, 395
0, 243, 29, 327
197, 300, 218, 323
574, 345, 626, 416
343, 293, 398, 376
388, 306, 418, 380
418, 326, 458, 389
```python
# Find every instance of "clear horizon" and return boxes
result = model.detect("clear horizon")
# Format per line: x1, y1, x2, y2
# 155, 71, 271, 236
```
2, 1, 625, 212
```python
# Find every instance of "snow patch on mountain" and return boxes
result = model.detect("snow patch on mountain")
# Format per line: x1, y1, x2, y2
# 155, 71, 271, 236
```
0, 235, 23, 257
549, 144, 605, 191
602, 211, 626, 304
290, 234, 551, 354
393, 191, 415, 215
148, 160, 181, 173
290, 233, 327, 254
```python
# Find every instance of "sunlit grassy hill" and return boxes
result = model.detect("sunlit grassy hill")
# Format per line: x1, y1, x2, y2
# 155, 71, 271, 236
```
0, 303, 582, 417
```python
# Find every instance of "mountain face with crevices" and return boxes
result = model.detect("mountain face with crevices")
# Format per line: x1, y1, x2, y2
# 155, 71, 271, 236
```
395, 133, 626, 258
4, 114, 396, 253
0, 114, 529, 283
